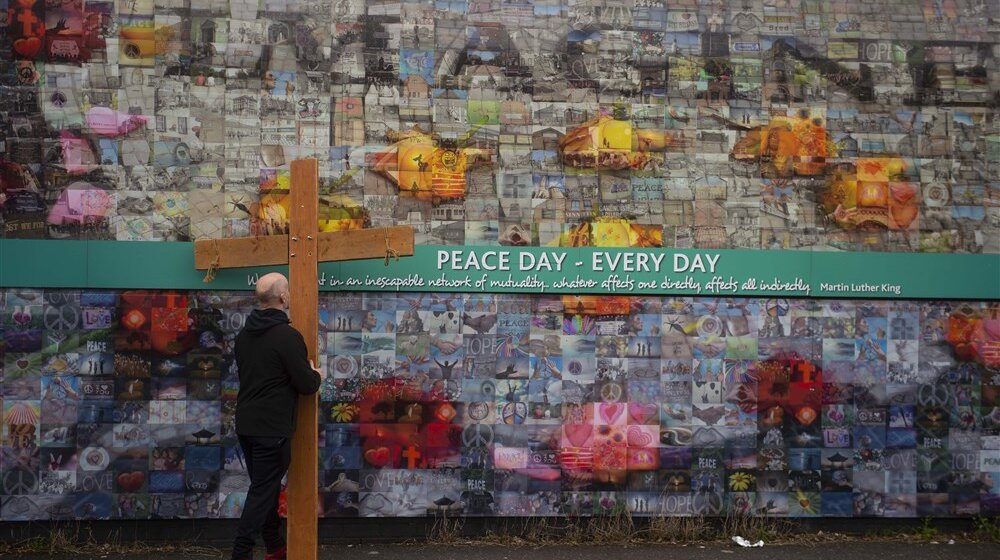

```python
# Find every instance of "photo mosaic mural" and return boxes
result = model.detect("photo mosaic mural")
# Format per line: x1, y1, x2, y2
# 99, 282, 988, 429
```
0, 0, 997, 251
1, 289, 999, 520
1, 0, 999, 523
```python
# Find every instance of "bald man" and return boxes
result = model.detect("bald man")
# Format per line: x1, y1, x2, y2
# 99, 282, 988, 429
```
232, 272, 322, 560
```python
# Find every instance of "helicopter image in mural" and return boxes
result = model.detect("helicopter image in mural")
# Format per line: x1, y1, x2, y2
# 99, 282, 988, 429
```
724, 109, 921, 233
358, 105, 920, 248
352, 31, 975, 247
368, 125, 494, 206
359, 105, 686, 249
556, 112, 684, 171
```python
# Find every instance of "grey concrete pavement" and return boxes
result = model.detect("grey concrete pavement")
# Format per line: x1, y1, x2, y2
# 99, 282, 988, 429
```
5, 541, 1000, 560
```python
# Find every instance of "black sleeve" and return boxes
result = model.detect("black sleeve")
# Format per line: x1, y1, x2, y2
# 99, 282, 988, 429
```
279, 327, 322, 395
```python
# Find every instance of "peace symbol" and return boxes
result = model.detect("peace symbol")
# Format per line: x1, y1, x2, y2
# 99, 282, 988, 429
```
44, 304, 80, 330
461, 423, 494, 447
600, 382, 623, 402
918, 384, 951, 407
692, 491, 723, 515
3, 468, 38, 494
502, 402, 526, 425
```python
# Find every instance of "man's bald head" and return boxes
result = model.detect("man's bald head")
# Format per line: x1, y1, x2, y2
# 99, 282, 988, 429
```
255, 272, 289, 309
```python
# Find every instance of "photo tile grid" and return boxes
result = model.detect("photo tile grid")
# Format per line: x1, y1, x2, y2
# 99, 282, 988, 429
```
0, 0, 997, 253
0, 289, 998, 519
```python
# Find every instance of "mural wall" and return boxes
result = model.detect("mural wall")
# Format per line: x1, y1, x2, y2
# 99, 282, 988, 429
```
0, 0, 998, 251
1, 289, 999, 520
1, 0, 999, 522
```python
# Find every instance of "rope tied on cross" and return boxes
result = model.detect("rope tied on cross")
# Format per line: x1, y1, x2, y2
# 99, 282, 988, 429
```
384, 229, 399, 266
203, 239, 221, 283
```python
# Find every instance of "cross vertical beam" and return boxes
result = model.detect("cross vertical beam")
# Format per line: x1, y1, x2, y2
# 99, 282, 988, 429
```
287, 159, 319, 560
193, 158, 414, 557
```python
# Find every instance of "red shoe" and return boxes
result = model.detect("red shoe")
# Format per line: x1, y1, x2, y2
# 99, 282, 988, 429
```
265, 546, 287, 560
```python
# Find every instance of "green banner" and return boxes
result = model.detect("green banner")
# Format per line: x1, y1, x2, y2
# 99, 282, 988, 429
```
1, 239, 997, 300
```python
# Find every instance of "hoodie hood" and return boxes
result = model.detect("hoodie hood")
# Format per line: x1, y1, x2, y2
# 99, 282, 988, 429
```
244, 308, 290, 334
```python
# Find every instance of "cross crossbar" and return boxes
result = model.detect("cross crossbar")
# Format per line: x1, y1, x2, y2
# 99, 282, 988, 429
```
193, 227, 415, 270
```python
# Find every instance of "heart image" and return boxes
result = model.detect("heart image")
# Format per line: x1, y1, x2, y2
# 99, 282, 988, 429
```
13, 37, 42, 59
890, 204, 918, 229
13, 311, 30, 325
564, 424, 592, 448
16, 359, 29, 370
628, 403, 657, 424
627, 426, 654, 447
953, 343, 977, 362
117, 471, 146, 493
599, 402, 623, 424
364, 446, 391, 467
890, 183, 916, 204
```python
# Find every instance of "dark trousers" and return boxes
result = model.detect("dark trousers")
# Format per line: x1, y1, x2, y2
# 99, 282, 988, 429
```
232, 435, 291, 559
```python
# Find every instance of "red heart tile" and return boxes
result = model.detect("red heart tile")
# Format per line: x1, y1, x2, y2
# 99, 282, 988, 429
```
627, 426, 654, 447
117, 471, 145, 493
890, 204, 918, 229
628, 403, 657, 424
890, 183, 916, 204
563, 424, 592, 448
364, 446, 390, 467
13, 37, 42, 59
599, 402, 623, 424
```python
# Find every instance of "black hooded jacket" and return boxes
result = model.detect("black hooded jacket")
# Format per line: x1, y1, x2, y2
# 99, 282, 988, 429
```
234, 308, 321, 437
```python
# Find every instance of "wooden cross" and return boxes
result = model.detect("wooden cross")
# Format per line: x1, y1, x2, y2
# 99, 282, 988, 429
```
194, 159, 413, 560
